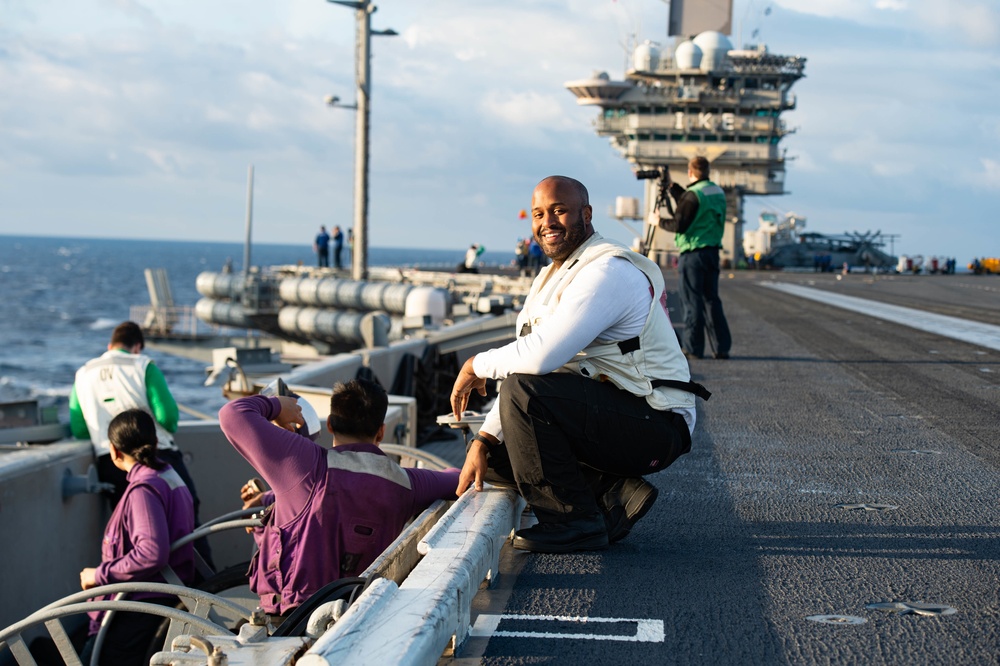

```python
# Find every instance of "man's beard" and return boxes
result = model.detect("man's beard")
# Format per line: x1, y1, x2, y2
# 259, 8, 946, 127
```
539, 211, 588, 263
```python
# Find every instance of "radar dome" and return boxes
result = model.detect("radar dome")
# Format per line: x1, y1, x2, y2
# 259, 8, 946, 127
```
673, 40, 703, 69
632, 41, 660, 72
692, 31, 733, 71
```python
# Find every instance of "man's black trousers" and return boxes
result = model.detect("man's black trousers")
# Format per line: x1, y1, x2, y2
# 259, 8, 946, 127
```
486, 373, 691, 524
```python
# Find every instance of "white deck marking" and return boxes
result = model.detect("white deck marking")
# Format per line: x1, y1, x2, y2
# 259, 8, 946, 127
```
469, 614, 665, 642
760, 283, 1000, 352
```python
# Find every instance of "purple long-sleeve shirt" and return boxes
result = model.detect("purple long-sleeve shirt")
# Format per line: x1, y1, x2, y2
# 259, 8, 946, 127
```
88, 463, 195, 633
219, 395, 460, 614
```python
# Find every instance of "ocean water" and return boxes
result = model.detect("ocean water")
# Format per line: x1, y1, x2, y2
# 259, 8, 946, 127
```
0, 235, 514, 421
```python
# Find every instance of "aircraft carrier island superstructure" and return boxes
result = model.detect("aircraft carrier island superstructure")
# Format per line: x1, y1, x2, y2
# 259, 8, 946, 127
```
565, 9, 806, 267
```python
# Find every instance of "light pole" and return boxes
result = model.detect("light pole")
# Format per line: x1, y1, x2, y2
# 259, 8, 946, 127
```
326, 0, 397, 281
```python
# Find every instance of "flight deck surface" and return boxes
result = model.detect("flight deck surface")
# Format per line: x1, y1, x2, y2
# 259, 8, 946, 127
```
453, 270, 1000, 665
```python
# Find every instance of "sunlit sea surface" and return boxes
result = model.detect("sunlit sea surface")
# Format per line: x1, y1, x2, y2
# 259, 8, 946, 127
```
0, 235, 514, 421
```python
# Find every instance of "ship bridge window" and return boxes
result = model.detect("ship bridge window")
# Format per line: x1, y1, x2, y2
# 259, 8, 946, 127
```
755, 136, 768, 143
653, 133, 668, 141
738, 135, 752, 143
703, 135, 719, 142
670, 134, 686, 141
770, 136, 780, 144
744, 78, 759, 89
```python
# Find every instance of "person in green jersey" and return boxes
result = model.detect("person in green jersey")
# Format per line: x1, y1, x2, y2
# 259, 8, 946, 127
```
664, 156, 733, 360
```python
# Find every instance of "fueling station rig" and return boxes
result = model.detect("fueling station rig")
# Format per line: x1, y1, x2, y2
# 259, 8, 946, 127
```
565, 0, 806, 267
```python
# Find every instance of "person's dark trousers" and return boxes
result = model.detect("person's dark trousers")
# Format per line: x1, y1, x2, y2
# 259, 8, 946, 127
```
318, 250, 329, 267
80, 597, 177, 666
678, 247, 732, 357
97, 453, 129, 507
97, 450, 215, 571
334, 246, 343, 269
158, 448, 215, 571
488, 373, 691, 524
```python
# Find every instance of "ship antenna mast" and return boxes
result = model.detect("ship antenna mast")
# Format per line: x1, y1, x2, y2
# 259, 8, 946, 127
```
738, 1, 772, 48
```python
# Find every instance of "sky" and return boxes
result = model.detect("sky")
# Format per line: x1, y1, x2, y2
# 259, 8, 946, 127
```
1, 0, 998, 261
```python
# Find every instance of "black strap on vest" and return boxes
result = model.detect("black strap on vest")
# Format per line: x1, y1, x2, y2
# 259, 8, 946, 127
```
616, 336, 712, 400
618, 337, 641, 354
651, 379, 712, 401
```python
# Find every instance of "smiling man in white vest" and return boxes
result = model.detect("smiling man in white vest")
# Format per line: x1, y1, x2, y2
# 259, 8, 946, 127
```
450, 176, 709, 554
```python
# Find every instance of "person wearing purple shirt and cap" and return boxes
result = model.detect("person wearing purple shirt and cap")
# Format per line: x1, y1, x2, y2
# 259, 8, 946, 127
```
79, 408, 196, 666
220, 378, 460, 622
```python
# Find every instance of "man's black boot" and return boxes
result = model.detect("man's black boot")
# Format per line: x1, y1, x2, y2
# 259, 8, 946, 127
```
600, 477, 658, 543
512, 513, 609, 553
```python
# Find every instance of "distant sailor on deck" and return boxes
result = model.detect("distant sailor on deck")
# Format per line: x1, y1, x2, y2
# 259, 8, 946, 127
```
450, 175, 708, 554
332, 225, 345, 270
220, 379, 460, 620
460, 243, 485, 273
314, 225, 331, 267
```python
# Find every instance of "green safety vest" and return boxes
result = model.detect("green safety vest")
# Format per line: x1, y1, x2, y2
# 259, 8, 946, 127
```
675, 180, 726, 254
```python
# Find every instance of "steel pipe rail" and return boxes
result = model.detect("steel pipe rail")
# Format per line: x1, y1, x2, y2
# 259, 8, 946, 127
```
379, 444, 454, 471
298, 484, 524, 665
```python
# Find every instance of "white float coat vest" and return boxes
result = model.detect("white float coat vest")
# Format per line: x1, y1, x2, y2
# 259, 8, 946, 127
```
74, 350, 177, 455
519, 233, 701, 412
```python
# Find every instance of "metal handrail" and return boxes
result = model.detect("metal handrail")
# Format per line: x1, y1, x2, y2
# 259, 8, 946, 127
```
0, 581, 249, 666
379, 444, 454, 471
90, 516, 263, 666
171, 518, 262, 551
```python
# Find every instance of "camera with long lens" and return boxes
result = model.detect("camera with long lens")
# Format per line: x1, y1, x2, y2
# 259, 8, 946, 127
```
635, 166, 670, 181
634, 166, 676, 224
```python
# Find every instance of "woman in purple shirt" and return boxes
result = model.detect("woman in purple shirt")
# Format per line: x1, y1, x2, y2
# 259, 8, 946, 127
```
220, 378, 460, 620
79, 408, 195, 666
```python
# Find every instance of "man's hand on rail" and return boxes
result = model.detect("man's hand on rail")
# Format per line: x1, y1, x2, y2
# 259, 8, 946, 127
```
457, 433, 496, 495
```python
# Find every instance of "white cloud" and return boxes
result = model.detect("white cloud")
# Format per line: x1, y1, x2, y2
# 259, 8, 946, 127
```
916, 1, 1000, 46
776, 0, 1000, 45
0, 0, 997, 261
972, 158, 1000, 189
480, 90, 570, 130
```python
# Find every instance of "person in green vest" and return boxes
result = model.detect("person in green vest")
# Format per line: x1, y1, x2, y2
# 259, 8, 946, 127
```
664, 156, 732, 360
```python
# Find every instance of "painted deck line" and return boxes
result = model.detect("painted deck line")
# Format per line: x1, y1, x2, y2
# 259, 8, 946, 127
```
469, 614, 665, 642
760, 282, 1000, 352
